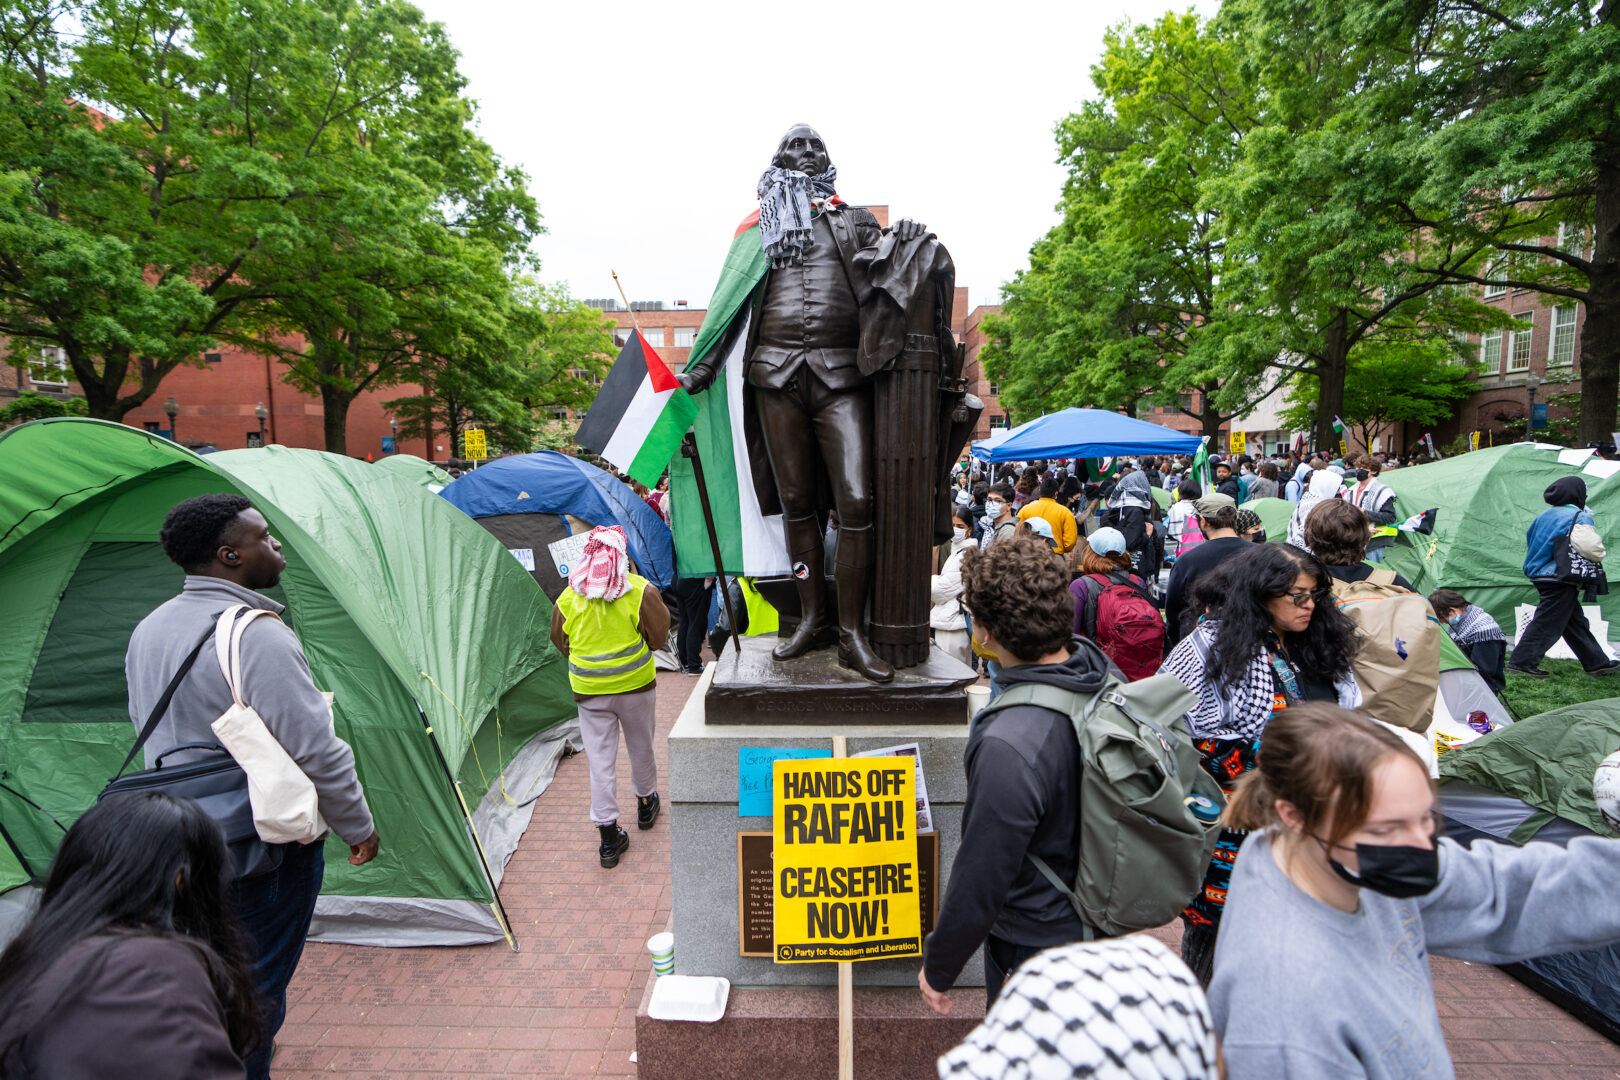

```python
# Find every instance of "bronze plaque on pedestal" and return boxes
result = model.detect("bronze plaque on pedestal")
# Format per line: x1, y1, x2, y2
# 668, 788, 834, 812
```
738, 830, 939, 957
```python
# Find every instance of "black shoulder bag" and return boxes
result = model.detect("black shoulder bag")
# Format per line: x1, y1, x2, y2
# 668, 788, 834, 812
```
98, 626, 281, 879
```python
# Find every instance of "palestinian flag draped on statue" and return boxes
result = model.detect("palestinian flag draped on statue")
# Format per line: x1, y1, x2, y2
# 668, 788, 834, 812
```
575, 330, 697, 488
664, 209, 791, 578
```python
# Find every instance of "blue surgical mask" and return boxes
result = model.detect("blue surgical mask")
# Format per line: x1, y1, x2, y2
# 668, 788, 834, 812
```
1448, 614, 1461, 628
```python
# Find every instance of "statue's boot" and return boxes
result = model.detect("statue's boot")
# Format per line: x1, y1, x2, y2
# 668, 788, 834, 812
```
834, 524, 894, 683
771, 516, 834, 661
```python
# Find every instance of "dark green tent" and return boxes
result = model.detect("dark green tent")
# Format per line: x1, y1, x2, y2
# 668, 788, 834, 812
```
0, 419, 576, 946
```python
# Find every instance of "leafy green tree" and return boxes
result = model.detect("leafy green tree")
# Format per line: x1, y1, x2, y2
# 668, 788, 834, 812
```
1318, 0, 1620, 445
0, 389, 86, 427
1278, 338, 1478, 454
982, 13, 1269, 439
384, 283, 612, 460
1206, 0, 1516, 450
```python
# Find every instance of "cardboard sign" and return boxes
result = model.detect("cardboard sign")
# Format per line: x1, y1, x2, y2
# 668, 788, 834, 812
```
1229, 430, 1246, 455
462, 428, 487, 460
738, 747, 832, 817
547, 531, 591, 577
508, 547, 536, 572
771, 758, 922, 964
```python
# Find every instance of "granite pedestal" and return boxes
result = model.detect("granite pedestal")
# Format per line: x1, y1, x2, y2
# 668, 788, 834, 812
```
645, 665, 985, 1077
666, 660, 982, 989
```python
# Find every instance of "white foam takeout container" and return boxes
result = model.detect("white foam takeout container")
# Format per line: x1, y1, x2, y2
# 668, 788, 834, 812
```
646, 975, 731, 1023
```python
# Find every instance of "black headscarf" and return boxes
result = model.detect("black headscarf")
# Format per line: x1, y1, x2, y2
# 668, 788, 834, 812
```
1545, 476, 1587, 508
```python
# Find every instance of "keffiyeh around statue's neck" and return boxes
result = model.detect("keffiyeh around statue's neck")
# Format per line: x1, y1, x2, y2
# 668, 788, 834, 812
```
757, 164, 838, 267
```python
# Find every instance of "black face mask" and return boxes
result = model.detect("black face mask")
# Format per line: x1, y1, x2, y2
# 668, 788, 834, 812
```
1322, 840, 1441, 898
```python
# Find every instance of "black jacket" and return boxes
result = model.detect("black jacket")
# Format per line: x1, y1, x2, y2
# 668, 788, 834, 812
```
922, 640, 1109, 991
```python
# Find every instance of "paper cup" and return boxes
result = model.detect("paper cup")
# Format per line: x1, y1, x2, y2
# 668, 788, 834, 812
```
965, 685, 990, 718
647, 931, 675, 976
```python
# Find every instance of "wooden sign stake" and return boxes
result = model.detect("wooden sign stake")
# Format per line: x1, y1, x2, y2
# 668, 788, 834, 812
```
830, 735, 854, 1080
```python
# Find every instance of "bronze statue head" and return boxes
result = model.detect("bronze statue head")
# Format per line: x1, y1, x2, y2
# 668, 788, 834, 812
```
772, 124, 830, 176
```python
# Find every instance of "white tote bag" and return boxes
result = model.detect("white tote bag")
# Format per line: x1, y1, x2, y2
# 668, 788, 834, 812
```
211, 605, 330, 844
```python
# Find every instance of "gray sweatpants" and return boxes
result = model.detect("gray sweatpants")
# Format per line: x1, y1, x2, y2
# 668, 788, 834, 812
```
576, 688, 658, 825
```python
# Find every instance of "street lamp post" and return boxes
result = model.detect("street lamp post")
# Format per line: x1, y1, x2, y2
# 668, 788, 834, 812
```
1525, 373, 1543, 436
162, 395, 179, 443
254, 402, 268, 447
389, 416, 397, 454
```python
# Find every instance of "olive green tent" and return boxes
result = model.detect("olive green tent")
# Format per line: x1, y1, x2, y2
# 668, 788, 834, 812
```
1379, 444, 1620, 631
0, 419, 576, 946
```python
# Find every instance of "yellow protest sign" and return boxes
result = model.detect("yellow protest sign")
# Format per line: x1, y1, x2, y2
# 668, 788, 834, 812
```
462, 428, 487, 460
772, 757, 922, 963
1338, 438, 1348, 458
1229, 430, 1246, 455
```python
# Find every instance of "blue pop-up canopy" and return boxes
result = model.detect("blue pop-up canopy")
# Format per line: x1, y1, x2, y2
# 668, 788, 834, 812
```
985, 408, 1203, 462
440, 452, 674, 592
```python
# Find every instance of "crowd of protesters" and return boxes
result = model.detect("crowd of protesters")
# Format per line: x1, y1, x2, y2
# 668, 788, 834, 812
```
7, 444, 1620, 1080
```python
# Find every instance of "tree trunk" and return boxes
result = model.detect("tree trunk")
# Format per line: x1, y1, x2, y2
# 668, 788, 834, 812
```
320, 383, 355, 456
1579, 151, 1620, 446
1199, 409, 1223, 441
1315, 312, 1350, 452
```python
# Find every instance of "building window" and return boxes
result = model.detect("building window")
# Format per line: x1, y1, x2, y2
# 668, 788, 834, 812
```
673, 327, 696, 348
1480, 329, 1503, 374
1483, 260, 1507, 299
205, 352, 222, 363
1557, 221, 1592, 261
1550, 306, 1577, 367
614, 326, 634, 347
989, 415, 1007, 429
143, 421, 161, 433
988, 381, 1000, 397
1506, 311, 1533, 371
246, 431, 263, 448
29, 346, 68, 388
1178, 393, 1193, 412
642, 328, 664, 347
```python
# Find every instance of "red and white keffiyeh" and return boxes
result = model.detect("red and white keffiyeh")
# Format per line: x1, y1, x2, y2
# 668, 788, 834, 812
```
569, 525, 630, 601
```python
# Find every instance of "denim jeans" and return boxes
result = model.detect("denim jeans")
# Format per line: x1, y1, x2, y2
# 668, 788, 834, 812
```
232, 839, 326, 1080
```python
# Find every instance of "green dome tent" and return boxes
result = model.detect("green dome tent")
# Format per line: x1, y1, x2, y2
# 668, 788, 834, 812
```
375, 452, 454, 492
0, 419, 576, 947
1379, 444, 1620, 632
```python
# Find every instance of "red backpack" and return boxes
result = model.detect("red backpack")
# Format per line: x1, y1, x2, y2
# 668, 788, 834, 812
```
1085, 573, 1166, 681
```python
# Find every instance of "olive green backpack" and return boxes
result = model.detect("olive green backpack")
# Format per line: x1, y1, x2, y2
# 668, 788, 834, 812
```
975, 674, 1225, 936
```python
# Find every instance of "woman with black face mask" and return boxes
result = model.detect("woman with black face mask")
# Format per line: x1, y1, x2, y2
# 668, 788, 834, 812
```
1210, 703, 1620, 1080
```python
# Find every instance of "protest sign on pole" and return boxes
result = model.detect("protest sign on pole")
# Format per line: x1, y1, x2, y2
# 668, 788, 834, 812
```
771, 755, 923, 965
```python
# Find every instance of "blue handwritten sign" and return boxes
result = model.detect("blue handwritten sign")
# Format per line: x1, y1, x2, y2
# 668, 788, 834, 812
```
738, 747, 830, 817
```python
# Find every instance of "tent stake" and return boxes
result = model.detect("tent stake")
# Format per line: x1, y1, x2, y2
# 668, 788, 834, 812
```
416, 704, 520, 952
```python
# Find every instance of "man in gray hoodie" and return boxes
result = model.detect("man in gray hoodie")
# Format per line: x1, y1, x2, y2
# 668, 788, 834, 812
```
126, 494, 379, 1080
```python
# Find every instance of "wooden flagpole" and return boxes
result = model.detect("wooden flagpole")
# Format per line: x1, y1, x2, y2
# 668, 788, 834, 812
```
611, 269, 745, 660
832, 735, 854, 1080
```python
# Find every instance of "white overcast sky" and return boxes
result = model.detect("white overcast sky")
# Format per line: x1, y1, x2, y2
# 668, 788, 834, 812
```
408, 0, 1215, 314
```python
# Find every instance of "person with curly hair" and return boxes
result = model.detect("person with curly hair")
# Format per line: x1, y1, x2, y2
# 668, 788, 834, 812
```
1159, 542, 1362, 985
127, 494, 378, 1080
919, 534, 1114, 1013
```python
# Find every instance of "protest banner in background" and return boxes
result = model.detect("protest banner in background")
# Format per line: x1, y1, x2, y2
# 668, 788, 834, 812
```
772, 757, 922, 963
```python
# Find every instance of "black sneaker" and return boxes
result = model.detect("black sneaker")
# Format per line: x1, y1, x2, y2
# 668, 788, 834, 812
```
598, 823, 629, 868
1506, 663, 1551, 679
1586, 660, 1620, 677
637, 791, 661, 831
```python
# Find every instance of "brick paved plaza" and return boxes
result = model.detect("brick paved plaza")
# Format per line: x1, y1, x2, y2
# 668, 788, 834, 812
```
272, 668, 1620, 1079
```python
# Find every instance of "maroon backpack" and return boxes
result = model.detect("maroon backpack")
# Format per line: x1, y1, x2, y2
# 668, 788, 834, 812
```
1085, 573, 1165, 681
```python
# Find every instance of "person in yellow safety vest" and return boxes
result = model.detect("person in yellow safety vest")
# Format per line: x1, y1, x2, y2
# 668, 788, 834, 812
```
548, 525, 670, 869
738, 578, 780, 637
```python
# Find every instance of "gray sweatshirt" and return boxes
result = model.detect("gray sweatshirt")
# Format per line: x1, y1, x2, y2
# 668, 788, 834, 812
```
1211, 828, 1620, 1079
124, 576, 375, 845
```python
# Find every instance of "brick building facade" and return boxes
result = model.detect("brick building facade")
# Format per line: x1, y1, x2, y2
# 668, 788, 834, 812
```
3, 338, 435, 459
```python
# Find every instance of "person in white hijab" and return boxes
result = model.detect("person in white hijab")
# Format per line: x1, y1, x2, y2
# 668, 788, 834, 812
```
1287, 470, 1345, 549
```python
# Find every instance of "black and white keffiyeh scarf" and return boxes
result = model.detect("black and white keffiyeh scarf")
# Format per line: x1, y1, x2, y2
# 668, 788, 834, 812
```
1161, 621, 1277, 739
756, 165, 838, 266
938, 936, 1218, 1080
1448, 604, 1505, 647
1107, 470, 1153, 513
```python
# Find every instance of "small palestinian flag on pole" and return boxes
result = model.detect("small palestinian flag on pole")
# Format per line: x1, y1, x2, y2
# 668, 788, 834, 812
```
1396, 508, 1439, 535
575, 329, 698, 487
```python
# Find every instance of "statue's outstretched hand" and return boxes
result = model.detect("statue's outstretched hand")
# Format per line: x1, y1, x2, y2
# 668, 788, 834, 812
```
677, 370, 706, 395
894, 218, 928, 242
